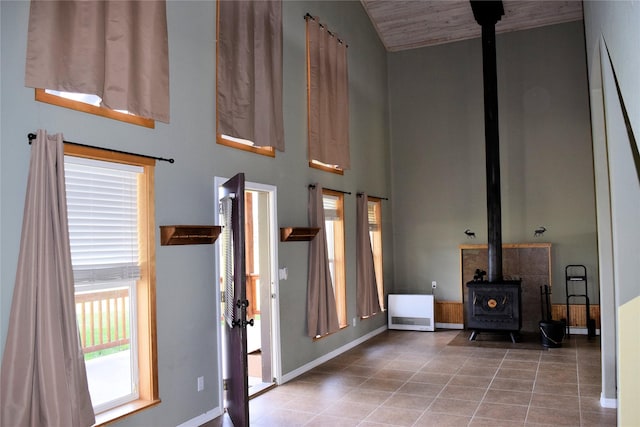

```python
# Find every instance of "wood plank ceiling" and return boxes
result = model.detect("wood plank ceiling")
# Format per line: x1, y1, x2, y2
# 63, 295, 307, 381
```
360, 0, 584, 51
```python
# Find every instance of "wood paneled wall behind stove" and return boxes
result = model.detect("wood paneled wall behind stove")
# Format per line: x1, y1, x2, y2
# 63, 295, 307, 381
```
461, 243, 551, 333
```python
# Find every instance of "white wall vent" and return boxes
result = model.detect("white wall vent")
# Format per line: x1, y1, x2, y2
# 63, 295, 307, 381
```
388, 294, 435, 332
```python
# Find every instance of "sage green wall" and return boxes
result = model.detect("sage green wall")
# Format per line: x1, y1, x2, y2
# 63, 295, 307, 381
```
0, 1, 390, 425
388, 22, 598, 305
277, 0, 392, 375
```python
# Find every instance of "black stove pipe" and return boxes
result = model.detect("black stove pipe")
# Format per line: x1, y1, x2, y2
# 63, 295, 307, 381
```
471, 1, 504, 283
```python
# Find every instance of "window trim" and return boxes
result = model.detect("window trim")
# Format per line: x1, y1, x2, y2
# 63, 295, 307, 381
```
35, 89, 155, 129
322, 189, 347, 328
64, 144, 160, 426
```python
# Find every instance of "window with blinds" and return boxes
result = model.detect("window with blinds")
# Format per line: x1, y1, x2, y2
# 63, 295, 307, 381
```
322, 190, 347, 327
63, 149, 158, 420
65, 156, 141, 412
367, 198, 384, 309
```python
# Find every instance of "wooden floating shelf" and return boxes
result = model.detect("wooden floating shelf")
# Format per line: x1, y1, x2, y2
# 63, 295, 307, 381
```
280, 227, 320, 242
160, 225, 222, 246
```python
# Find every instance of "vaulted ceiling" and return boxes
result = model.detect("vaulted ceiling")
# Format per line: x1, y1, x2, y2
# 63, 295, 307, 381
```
360, 1, 584, 51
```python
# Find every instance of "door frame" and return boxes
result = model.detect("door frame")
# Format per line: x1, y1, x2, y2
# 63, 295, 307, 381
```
214, 177, 281, 412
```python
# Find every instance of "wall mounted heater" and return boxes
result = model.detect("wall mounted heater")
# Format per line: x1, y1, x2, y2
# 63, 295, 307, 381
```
388, 294, 435, 332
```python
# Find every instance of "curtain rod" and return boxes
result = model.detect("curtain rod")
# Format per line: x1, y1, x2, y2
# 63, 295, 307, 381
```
28, 133, 174, 164
357, 192, 389, 201
304, 13, 349, 48
308, 184, 351, 195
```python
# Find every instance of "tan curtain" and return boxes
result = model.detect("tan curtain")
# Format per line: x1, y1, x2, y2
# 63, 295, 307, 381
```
217, 0, 284, 151
306, 16, 350, 169
25, 0, 170, 123
0, 130, 95, 427
307, 184, 340, 337
356, 194, 381, 318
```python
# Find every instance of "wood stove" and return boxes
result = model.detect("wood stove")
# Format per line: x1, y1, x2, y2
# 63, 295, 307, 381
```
467, 280, 522, 342
466, 0, 522, 342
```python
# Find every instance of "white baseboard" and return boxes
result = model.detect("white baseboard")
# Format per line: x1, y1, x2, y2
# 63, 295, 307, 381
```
600, 394, 617, 409
436, 323, 464, 330
176, 406, 223, 427
280, 325, 387, 384
568, 327, 601, 336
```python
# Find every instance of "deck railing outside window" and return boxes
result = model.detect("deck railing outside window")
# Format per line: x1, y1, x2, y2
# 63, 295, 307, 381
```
75, 288, 130, 356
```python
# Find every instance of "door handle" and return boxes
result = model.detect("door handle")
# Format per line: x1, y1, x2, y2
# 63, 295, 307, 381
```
236, 299, 249, 309
231, 318, 254, 328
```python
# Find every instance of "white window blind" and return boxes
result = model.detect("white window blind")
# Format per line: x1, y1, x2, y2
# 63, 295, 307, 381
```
64, 156, 143, 284
323, 194, 340, 221
368, 200, 380, 231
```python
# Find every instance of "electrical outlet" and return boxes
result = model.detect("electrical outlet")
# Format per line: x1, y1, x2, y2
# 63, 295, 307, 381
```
197, 376, 204, 392
352, 317, 357, 327
431, 281, 437, 289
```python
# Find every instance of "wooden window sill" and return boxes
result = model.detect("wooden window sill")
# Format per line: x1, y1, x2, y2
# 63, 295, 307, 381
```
94, 398, 161, 427
35, 89, 154, 128
309, 161, 344, 175
312, 324, 348, 341
217, 134, 275, 157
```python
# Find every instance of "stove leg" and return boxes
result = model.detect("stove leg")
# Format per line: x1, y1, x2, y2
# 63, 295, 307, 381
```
469, 330, 478, 341
509, 332, 519, 343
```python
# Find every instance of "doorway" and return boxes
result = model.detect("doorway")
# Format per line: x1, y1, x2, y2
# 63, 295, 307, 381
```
215, 178, 281, 409
244, 187, 278, 396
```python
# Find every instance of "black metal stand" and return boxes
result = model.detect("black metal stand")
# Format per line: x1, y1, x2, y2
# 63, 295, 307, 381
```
565, 265, 596, 339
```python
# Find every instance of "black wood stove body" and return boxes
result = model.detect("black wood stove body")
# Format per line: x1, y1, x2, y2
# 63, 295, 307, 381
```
467, 280, 522, 342
466, 1, 522, 342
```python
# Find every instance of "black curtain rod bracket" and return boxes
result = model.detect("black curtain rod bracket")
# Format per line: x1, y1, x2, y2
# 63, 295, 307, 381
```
356, 192, 389, 200
28, 133, 174, 164
308, 184, 351, 195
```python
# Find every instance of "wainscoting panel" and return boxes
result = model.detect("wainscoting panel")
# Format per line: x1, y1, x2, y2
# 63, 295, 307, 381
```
434, 301, 599, 329
552, 304, 601, 328
435, 301, 464, 324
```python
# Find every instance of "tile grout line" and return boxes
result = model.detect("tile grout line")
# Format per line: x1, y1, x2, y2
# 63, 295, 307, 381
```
467, 348, 509, 426
389, 345, 453, 427
350, 355, 394, 427
524, 347, 544, 425
406, 345, 465, 426
347, 348, 436, 427
352, 333, 470, 426
576, 342, 584, 427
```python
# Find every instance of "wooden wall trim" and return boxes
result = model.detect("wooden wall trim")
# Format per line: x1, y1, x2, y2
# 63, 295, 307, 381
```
459, 242, 552, 250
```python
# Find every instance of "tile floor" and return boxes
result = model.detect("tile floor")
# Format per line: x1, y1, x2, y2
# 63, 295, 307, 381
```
207, 329, 616, 426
